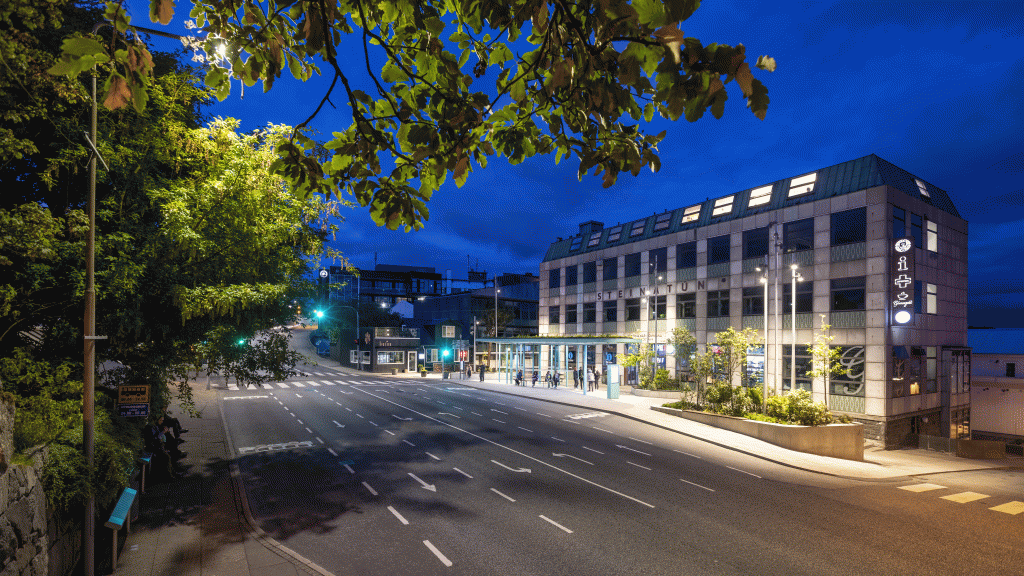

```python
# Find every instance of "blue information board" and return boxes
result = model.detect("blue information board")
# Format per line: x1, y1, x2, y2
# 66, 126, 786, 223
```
118, 403, 150, 418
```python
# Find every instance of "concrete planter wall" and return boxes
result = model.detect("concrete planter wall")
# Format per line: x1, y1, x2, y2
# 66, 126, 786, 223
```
632, 388, 685, 399
652, 406, 865, 461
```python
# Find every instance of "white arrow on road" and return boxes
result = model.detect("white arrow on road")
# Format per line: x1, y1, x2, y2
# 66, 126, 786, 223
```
438, 412, 461, 418
408, 472, 437, 492
392, 415, 413, 421
616, 444, 652, 456
332, 420, 345, 428
552, 453, 593, 465
491, 459, 531, 473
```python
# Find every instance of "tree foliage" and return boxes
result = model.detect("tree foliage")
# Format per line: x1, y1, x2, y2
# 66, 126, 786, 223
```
806, 314, 848, 410
50, 0, 775, 230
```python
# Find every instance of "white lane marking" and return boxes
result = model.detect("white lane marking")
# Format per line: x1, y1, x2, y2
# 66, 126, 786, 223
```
537, 412, 553, 418
345, 407, 352, 412
369, 421, 379, 427
627, 461, 651, 471
316, 437, 324, 444
293, 382, 306, 388
898, 483, 946, 493
321, 381, 334, 386
581, 446, 605, 455
672, 449, 702, 459
423, 540, 452, 567
680, 478, 715, 492
305, 427, 313, 433
309, 382, 321, 387
426, 452, 441, 461
552, 453, 592, 465
517, 426, 533, 432
354, 388, 654, 508
491, 488, 516, 502
453, 406, 464, 410
990, 501, 1024, 515
224, 395, 269, 400
438, 412, 461, 418
385, 430, 396, 436
343, 464, 355, 474
403, 440, 416, 447
288, 412, 295, 417
491, 460, 531, 473
539, 515, 573, 534
726, 465, 761, 479
591, 426, 612, 433
514, 407, 528, 412
453, 467, 473, 479
393, 415, 413, 421
361, 481, 378, 496
470, 411, 483, 416
388, 506, 409, 525
332, 420, 345, 428
297, 419, 303, 424
616, 444, 651, 456
408, 473, 437, 492
493, 419, 506, 424
356, 414, 364, 419
627, 436, 653, 445
551, 436, 566, 442
276, 383, 289, 388
491, 409, 508, 415
327, 448, 338, 456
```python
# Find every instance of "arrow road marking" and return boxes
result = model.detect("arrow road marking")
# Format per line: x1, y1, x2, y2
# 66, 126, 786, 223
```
408, 472, 437, 492
491, 460, 531, 473
616, 444, 651, 456
552, 453, 593, 465
392, 415, 413, 421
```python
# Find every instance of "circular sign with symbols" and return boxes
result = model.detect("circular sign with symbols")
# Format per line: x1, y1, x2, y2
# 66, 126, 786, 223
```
894, 238, 912, 253
319, 269, 328, 278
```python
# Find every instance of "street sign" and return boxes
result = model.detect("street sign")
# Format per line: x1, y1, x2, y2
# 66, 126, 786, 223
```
118, 403, 149, 418
118, 385, 150, 404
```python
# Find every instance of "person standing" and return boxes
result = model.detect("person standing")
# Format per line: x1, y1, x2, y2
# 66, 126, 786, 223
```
532, 370, 539, 387
544, 370, 551, 387
572, 368, 579, 389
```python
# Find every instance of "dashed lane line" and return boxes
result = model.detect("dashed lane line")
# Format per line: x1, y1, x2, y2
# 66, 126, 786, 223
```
539, 515, 573, 534
491, 488, 516, 502
388, 506, 410, 525
423, 540, 452, 567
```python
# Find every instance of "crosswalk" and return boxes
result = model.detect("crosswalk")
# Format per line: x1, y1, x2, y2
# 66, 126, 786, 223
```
223, 378, 418, 390
898, 482, 1024, 516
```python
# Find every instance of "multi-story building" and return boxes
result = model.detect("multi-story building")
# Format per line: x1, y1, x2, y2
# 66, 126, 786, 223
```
328, 264, 443, 306
539, 154, 970, 448
968, 328, 1024, 445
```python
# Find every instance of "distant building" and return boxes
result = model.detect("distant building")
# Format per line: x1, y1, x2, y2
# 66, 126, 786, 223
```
540, 154, 970, 449
328, 264, 443, 307
968, 328, 1024, 442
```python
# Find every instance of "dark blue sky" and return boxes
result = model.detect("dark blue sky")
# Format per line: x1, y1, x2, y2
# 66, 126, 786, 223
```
134, 1, 1024, 326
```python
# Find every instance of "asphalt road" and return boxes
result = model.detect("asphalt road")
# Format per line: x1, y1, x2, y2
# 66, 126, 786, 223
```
218, 364, 1024, 576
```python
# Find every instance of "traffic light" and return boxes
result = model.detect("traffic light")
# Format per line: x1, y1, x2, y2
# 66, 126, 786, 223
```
442, 349, 450, 358
315, 310, 324, 319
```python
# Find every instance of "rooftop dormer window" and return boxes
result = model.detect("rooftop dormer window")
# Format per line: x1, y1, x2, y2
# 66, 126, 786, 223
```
681, 204, 701, 224
748, 185, 772, 207
712, 195, 735, 216
788, 173, 816, 197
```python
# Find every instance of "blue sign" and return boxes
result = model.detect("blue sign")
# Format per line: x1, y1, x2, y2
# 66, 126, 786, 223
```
118, 403, 149, 418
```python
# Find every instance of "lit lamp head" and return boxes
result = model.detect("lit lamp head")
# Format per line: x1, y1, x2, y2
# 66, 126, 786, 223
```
895, 310, 912, 324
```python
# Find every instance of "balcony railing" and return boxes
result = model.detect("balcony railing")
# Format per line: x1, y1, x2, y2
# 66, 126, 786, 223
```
676, 268, 697, 282
831, 242, 866, 262
707, 262, 730, 278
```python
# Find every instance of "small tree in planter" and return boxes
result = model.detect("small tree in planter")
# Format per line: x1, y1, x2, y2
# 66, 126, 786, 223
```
806, 314, 849, 410
618, 345, 655, 389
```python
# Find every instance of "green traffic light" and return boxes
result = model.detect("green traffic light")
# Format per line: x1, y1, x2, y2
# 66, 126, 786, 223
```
315, 310, 324, 319
238, 338, 245, 345
442, 349, 450, 357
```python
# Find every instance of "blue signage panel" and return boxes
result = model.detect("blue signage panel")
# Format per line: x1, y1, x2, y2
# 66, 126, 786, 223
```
118, 403, 150, 418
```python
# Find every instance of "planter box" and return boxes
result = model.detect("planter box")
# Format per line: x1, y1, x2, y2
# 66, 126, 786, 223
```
652, 407, 865, 461
632, 388, 685, 399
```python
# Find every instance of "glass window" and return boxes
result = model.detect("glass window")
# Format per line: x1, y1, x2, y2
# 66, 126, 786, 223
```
629, 220, 647, 237
1007, 362, 1016, 378
681, 204, 701, 224
788, 173, 816, 197
603, 301, 618, 322
830, 277, 866, 311
654, 212, 672, 231
911, 213, 923, 248
743, 227, 769, 259
926, 220, 937, 252
927, 283, 937, 314
649, 295, 666, 319
649, 247, 667, 273
583, 302, 596, 323
677, 293, 696, 318
914, 280, 922, 314
625, 298, 641, 321
748, 185, 772, 207
587, 232, 602, 247
624, 253, 642, 277
566, 304, 578, 324
606, 225, 622, 242
603, 257, 618, 280
926, 346, 937, 393
549, 268, 561, 289
707, 290, 730, 317
742, 286, 763, 316
548, 306, 560, 325
783, 218, 814, 253
677, 242, 697, 268
565, 265, 578, 286
831, 207, 866, 245
783, 348, 813, 391
582, 261, 597, 283
443, 325, 456, 338
915, 178, 930, 198
783, 280, 814, 313
570, 236, 582, 250
893, 207, 906, 239
708, 235, 731, 265
712, 195, 735, 216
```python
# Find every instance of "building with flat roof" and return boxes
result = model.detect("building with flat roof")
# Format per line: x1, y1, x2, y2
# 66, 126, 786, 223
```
539, 154, 970, 448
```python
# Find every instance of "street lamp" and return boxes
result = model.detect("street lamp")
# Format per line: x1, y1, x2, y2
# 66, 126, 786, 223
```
757, 262, 769, 412
790, 262, 804, 392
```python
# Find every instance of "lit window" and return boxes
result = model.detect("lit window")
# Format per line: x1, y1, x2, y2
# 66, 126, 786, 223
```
570, 236, 582, 250
654, 212, 672, 231
926, 220, 937, 252
788, 173, 816, 197
681, 204, 701, 223
915, 178, 930, 198
748, 185, 772, 207
629, 220, 646, 237
587, 232, 602, 247
443, 325, 455, 338
927, 283, 937, 314
712, 195, 735, 216
606, 225, 622, 242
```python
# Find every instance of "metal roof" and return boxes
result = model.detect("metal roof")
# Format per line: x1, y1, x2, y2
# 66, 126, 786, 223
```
968, 329, 1024, 355
542, 154, 962, 263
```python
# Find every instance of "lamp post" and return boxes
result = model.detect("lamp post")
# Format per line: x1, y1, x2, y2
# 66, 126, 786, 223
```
790, 262, 804, 392
494, 284, 501, 373
772, 225, 782, 396
757, 261, 769, 412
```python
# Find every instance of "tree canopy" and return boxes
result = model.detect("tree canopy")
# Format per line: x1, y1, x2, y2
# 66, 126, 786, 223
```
50, 0, 776, 231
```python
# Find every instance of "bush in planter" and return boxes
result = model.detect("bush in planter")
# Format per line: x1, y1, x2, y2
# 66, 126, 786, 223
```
767, 389, 834, 426
704, 382, 732, 411
418, 364, 425, 372
653, 369, 673, 390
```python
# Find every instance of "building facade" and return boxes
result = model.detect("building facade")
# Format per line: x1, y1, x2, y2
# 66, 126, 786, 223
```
968, 329, 1024, 442
539, 155, 970, 448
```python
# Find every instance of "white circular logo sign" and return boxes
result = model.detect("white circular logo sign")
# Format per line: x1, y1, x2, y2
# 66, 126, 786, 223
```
894, 239, 912, 253
319, 269, 328, 278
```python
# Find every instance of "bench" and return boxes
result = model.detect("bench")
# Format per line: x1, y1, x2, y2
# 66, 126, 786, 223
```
105, 486, 138, 571
137, 453, 152, 493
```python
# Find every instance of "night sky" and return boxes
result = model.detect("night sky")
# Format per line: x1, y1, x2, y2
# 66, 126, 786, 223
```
132, 1, 1024, 327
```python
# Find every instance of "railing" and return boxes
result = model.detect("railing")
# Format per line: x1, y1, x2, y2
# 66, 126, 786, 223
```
830, 394, 865, 414
831, 242, 866, 262
581, 323, 597, 334
624, 320, 642, 333
625, 275, 641, 288
676, 268, 697, 282
579, 282, 596, 294
603, 279, 619, 291
706, 317, 731, 331
742, 316, 764, 330
707, 262, 730, 278
564, 284, 577, 295
782, 313, 814, 329
678, 318, 696, 331
829, 310, 866, 328
742, 257, 764, 274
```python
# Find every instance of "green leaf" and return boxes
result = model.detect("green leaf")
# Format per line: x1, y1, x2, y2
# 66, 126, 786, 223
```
64, 37, 106, 57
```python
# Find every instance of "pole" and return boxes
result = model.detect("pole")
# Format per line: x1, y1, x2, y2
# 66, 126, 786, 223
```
773, 229, 781, 397
473, 316, 477, 371
83, 69, 98, 576
762, 262, 768, 412
791, 262, 798, 392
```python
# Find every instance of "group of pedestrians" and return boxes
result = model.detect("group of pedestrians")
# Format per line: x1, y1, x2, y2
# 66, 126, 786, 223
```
143, 413, 190, 482
512, 367, 600, 391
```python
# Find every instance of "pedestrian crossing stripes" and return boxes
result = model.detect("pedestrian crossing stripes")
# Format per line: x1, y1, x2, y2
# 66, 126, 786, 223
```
989, 501, 1024, 515
897, 483, 945, 493
899, 483, 1024, 516
222, 379, 418, 390
941, 491, 989, 504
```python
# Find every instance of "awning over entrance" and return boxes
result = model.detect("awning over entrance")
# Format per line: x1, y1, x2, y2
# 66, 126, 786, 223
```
476, 336, 642, 386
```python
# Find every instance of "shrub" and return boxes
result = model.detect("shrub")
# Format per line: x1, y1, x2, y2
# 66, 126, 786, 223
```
766, 394, 790, 421
743, 412, 786, 425
652, 369, 674, 390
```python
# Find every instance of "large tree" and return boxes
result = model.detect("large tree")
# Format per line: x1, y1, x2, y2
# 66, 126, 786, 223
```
49, 0, 775, 231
